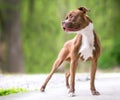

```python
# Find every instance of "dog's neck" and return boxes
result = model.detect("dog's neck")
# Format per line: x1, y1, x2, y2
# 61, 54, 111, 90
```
77, 23, 95, 61
78, 23, 94, 34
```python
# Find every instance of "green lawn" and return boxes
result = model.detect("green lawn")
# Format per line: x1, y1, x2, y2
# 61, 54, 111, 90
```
0, 88, 28, 96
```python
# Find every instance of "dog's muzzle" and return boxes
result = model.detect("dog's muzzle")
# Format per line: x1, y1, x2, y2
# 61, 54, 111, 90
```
62, 20, 80, 32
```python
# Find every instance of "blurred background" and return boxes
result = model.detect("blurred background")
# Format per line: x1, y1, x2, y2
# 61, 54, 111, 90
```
0, 0, 120, 73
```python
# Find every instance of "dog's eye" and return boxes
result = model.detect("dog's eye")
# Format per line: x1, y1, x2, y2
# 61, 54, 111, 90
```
69, 14, 72, 17
65, 16, 68, 19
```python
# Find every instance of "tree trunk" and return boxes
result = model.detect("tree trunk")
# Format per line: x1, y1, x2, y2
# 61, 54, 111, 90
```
1, 0, 24, 73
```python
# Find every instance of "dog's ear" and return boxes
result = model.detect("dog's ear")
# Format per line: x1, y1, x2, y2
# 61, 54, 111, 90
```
78, 7, 90, 13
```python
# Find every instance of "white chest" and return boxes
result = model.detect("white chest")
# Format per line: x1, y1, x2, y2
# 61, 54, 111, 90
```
78, 23, 95, 61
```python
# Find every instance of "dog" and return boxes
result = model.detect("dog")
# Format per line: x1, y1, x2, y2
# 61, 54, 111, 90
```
40, 6, 101, 97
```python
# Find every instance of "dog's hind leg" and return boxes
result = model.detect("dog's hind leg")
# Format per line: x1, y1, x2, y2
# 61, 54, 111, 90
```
65, 70, 70, 89
90, 58, 100, 95
40, 48, 69, 92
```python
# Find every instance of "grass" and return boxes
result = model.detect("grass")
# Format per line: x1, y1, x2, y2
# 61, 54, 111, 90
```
0, 88, 28, 96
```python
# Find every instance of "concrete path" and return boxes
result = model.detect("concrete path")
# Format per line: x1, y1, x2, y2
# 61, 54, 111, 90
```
0, 73, 120, 100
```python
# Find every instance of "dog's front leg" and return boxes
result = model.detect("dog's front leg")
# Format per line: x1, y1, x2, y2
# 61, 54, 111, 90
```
40, 59, 63, 92
68, 59, 78, 97
90, 58, 100, 95
40, 47, 69, 92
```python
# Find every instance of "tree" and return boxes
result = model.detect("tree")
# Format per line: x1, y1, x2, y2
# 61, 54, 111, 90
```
0, 0, 24, 73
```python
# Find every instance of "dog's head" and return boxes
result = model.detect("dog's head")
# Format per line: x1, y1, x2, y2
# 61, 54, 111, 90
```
62, 7, 91, 33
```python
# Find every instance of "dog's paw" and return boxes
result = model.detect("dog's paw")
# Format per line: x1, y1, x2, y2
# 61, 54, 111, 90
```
91, 90, 100, 95
40, 87, 45, 92
68, 92, 75, 97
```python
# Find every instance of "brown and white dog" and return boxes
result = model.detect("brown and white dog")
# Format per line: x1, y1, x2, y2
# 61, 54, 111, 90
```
40, 7, 101, 96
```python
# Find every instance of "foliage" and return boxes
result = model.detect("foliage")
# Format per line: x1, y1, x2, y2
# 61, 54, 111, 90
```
0, 88, 28, 96
0, 0, 119, 73
19, 0, 120, 73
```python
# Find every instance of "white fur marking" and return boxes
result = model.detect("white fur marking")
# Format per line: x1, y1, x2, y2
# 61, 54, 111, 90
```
68, 92, 75, 97
78, 23, 95, 61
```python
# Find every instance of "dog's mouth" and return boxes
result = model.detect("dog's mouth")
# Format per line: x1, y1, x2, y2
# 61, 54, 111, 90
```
62, 26, 80, 32
62, 22, 81, 32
